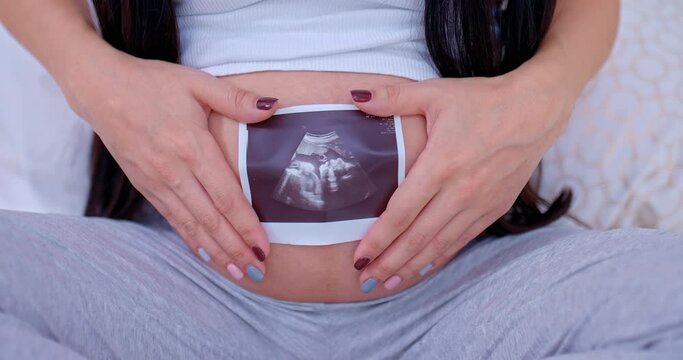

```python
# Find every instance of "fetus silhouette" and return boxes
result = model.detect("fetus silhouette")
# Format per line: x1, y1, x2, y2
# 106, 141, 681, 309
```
272, 131, 376, 211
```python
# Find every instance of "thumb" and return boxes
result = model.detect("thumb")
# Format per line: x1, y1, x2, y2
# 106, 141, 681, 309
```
192, 75, 279, 123
350, 82, 433, 117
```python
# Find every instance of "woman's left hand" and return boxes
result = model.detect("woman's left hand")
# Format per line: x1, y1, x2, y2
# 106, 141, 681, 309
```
349, 72, 576, 292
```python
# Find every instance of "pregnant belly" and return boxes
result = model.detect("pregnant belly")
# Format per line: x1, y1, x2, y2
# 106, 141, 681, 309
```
208, 71, 440, 302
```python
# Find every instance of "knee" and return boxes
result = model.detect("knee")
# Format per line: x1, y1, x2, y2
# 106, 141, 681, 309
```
0, 210, 89, 254
0, 209, 53, 234
515, 227, 683, 305
563, 229, 683, 347
548, 227, 683, 302
0, 210, 38, 246
550, 227, 683, 263
601, 228, 683, 283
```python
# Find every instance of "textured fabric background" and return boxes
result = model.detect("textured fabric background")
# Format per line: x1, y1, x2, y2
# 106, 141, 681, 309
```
539, 0, 683, 232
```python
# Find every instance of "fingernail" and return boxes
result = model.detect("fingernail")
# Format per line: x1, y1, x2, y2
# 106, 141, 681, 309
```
350, 89, 372, 103
226, 263, 244, 280
256, 97, 278, 110
198, 247, 211, 263
246, 265, 264, 282
354, 257, 370, 270
252, 246, 266, 262
360, 277, 378, 294
384, 275, 403, 290
419, 263, 433, 277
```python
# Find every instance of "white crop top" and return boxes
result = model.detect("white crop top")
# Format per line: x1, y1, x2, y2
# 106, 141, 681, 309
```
174, 0, 441, 81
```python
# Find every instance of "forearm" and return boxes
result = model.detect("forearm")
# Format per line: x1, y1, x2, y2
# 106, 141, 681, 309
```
0, 0, 119, 113
514, 0, 620, 101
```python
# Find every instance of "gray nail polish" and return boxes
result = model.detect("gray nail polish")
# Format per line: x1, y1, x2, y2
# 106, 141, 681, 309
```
246, 265, 264, 282
198, 247, 211, 263
419, 263, 433, 276
360, 278, 378, 294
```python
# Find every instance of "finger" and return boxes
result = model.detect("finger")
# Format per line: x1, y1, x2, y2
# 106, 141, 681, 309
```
143, 190, 217, 261
192, 133, 270, 257
142, 187, 252, 281
391, 212, 495, 288
357, 190, 463, 284
353, 153, 441, 270
350, 80, 439, 117
360, 209, 478, 291
168, 168, 266, 277
191, 75, 279, 123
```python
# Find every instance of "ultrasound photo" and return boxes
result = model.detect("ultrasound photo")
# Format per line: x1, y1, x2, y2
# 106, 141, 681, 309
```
238, 104, 405, 245
272, 131, 377, 211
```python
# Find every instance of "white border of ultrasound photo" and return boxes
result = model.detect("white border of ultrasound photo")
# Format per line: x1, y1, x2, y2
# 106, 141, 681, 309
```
238, 104, 406, 246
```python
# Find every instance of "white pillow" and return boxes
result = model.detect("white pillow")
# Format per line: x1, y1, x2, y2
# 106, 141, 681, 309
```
0, 25, 92, 215
539, 0, 683, 232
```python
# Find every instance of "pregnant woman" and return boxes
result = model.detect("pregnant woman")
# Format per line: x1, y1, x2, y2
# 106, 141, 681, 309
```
2, 0, 682, 359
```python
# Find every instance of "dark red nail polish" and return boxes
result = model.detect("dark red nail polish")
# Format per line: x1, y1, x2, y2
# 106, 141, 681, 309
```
256, 97, 278, 110
252, 246, 266, 262
354, 257, 370, 270
350, 90, 372, 103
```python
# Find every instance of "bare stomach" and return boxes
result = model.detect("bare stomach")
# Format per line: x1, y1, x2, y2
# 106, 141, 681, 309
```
207, 71, 445, 302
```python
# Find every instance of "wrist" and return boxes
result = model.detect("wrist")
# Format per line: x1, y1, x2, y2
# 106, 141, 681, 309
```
504, 53, 582, 127
512, 57, 579, 99
56, 32, 131, 121
507, 32, 591, 102
490, 55, 582, 146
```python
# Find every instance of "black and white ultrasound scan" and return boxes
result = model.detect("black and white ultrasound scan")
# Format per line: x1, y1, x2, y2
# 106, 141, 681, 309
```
238, 104, 405, 245
272, 130, 377, 212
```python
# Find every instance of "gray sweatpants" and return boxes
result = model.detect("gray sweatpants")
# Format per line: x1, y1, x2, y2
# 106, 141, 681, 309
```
1, 209, 682, 360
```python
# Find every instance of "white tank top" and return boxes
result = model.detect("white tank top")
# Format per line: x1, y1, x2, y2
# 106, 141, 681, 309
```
174, 0, 441, 81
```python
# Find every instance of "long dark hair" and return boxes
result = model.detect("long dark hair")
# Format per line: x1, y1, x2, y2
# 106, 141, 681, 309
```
87, 0, 572, 236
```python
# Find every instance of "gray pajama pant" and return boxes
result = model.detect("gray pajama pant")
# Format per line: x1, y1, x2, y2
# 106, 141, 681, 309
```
1, 208, 683, 360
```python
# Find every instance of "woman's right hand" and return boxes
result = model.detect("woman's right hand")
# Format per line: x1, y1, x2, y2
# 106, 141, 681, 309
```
67, 53, 276, 281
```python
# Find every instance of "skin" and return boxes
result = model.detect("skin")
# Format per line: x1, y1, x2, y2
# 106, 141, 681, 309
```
0, 0, 619, 300
350, 0, 621, 292
206, 70, 427, 301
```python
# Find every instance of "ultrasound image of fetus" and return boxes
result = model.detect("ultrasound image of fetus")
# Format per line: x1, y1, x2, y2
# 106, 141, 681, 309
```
271, 155, 325, 211
272, 131, 377, 211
